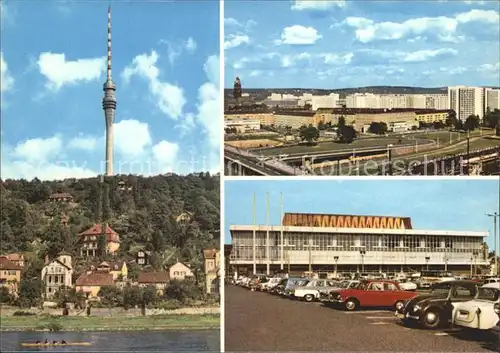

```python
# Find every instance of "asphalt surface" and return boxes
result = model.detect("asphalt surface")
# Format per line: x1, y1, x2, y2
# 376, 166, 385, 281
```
225, 285, 500, 352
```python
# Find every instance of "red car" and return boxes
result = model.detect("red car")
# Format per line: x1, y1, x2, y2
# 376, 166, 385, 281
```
329, 279, 419, 311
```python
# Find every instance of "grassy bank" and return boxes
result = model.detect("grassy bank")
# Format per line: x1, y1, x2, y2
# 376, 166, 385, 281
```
0, 314, 220, 332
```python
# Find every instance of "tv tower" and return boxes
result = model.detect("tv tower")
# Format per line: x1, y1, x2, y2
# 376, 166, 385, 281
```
233, 76, 242, 105
102, 5, 116, 176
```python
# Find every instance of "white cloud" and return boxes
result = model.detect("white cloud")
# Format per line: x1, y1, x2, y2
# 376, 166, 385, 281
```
37, 52, 106, 91
322, 52, 354, 65
224, 34, 250, 50
152, 140, 179, 169
2, 135, 97, 181
224, 17, 257, 31
0, 52, 14, 93
402, 48, 458, 62
478, 62, 500, 72
463, 1, 486, 5
122, 51, 186, 119
68, 135, 98, 151
185, 37, 197, 52
343, 9, 499, 43
291, 0, 346, 11
113, 119, 153, 158
275, 25, 322, 45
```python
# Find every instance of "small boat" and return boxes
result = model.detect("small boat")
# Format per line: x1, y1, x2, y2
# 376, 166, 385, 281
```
21, 342, 92, 347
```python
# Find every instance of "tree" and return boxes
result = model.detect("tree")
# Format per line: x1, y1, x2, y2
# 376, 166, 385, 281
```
464, 115, 480, 131
433, 121, 445, 130
18, 279, 43, 308
141, 285, 158, 306
53, 286, 86, 309
98, 286, 123, 307
97, 233, 107, 258
367, 122, 388, 135
123, 286, 142, 310
164, 279, 203, 303
445, 110, 457, 127
484, 108, 500, 129
0, 287, 13, 304
336, 117, 357, 143
298, 125, 319, 145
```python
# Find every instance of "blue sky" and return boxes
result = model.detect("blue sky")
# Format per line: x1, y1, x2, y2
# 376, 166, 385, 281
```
224, 179, 500, 249
224, 0, 500, 88
1, 0, 220, 180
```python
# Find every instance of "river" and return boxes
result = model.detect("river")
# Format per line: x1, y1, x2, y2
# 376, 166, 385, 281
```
1, 330, 220, 352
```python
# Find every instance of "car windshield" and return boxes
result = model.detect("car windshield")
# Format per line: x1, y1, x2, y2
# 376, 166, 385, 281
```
429, 283, 452, 295
476, 288, 500, 301
298, 280, 309, 286
338, 281, 351, 288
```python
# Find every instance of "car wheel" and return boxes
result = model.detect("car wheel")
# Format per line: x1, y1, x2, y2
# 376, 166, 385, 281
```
394, 300, 405, 311
421, 310, 441, 329
304, 294, 314, 302
345, 298, 358, 311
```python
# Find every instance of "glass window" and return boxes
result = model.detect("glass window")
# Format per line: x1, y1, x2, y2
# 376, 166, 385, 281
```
451, 285, 476, 299
369, 282, 384, 291
384, 283, 398, 291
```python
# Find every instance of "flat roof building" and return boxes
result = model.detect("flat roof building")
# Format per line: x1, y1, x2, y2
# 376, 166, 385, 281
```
229, 212, 489, 276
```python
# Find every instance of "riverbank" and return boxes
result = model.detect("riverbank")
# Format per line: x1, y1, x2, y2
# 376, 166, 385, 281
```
0, 314, 220, 332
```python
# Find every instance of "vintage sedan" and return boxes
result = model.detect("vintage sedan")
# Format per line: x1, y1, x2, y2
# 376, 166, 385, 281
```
329, 280, 418, 311
452, 283, 500, 330
396, 280, 478, 329
293, 279, 340, 302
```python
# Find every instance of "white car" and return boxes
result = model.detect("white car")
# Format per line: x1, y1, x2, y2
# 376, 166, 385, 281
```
264, 277, 282, 291
294, 279, 339, 302
397, 280, 417, 291
452, 283, 500, 331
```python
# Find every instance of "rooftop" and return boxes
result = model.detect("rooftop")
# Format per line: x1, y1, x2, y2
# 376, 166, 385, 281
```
76, 272, 114, 286
0, 256, 22, 271
79, 224, 120, 243
138, 271, 170, 284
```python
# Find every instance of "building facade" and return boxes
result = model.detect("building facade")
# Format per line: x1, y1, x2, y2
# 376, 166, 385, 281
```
224, 119, 261, 133
448, 86, 485, 121
41, 253, 73, 298
169, 262, 194, 280
229, 213, 489, 276
79, 224, 121, 257
203, 248, 220, 295
486, 88, 500, 111
0, 256, 22, 295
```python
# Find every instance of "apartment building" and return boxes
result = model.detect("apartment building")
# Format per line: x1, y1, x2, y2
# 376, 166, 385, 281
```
486, 88, 500, 111
448, 86, 485, 121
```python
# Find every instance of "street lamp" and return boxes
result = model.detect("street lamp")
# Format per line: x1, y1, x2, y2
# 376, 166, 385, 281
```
487, 212, 499, 276
425, 256, 430, 270
334, 256, 339, 276
387, 144, 394, 176
359, 250, 366, 272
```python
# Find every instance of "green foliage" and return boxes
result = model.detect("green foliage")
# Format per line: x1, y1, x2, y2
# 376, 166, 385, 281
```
1, 174, 220, 274
17, 279, 43, 308
98, 286, 123, 307
164, 279, 203, 304
53, 286, 86, 309
298, 124, 320, 145
141, 285, 158, 305
464, 115, 480, 131
122, 286, 142, 310
367, 122, 388, 135
336, 116, 357, 143
0, 287, 13, 303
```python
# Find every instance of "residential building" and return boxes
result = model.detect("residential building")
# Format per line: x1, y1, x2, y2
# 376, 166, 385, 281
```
6, 253, 25, 268
0, 256, 22, 294
91, 261, 128, 281
426, 94, 449, 110
136, 250, 151, 266
41, 252, 73, 298
310, 94, 340, 111
75, 272, 114, 299
203, 248, 220, 295
138, 272, 170, 294
168, 261, 194, 280
448, 85, 485, 121
414, 110, 449, 124
388, 121, 410, 133
486, 88, 500, 111
224, 118, 261, 133
78, 224, 121, 257
229, 212, 489, 276
48, 193, 74, 202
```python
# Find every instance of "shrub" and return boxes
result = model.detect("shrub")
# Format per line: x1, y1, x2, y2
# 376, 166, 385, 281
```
12, 311, 36, 316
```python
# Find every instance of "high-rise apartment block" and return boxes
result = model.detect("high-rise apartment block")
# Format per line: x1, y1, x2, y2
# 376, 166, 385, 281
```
486, 88, 500, 111
448, 86, 485, 121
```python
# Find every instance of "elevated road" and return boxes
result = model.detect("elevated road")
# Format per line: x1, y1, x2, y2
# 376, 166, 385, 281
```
224, 146, 304, 176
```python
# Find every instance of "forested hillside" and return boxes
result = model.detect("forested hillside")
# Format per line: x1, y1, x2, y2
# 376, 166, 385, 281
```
0, 173, 220, 279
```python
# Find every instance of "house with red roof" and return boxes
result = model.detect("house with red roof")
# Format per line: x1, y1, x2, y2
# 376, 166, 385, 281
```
138, 271, 170, 294
0, 256, 23, 295
75, 272, 114, 299
78, 223, 120, 257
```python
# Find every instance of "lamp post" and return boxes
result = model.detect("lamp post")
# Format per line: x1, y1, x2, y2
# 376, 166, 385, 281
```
360, 250, 366, 272
387, 144, 394, 176
487, 212, 499, 276
470, 256, 474, 277
334, 256, 339, 276
425, 256, 430, 270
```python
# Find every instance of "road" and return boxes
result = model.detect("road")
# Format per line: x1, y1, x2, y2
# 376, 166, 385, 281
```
225, 285, 500, 352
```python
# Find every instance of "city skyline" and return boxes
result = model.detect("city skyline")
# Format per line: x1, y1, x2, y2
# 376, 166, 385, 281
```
1, 1, 220, 180
224, 0, 500, 89
224, 179, 500, 249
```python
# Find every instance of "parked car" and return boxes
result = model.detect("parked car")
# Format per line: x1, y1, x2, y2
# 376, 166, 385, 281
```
397, 279, 417, 291
282, 277, 310, 297
329, 280, 418, 311
451, 283, 500, 331
272, 278, 288, 295
293, 279, 340, 302
263, 277, 282, 292
396, 280, 479, 329
320, 280, 360, 302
